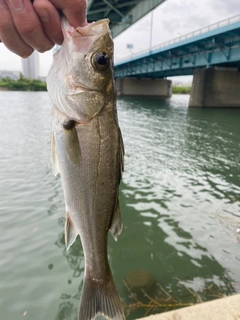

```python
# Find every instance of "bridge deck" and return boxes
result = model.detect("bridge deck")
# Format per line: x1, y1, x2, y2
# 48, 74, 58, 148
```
114, 15, 240, 78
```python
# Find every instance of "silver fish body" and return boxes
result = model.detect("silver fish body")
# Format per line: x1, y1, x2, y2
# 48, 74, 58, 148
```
47, 19, 124, 320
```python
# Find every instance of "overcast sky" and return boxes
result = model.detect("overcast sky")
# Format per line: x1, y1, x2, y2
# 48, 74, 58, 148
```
0, 0, 239, 77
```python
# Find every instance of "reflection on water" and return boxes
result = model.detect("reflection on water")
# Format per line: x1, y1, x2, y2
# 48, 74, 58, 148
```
0, 92, 239, 320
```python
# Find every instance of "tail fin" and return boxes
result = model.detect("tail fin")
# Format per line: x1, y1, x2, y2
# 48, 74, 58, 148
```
78, 276, 125, 320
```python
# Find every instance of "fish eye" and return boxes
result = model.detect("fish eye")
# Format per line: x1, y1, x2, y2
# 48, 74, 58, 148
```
92, 52, 110, 71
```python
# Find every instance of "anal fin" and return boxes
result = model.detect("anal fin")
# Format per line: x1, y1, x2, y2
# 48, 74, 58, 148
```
65, 214, 78, 250
109, 196, 123, 241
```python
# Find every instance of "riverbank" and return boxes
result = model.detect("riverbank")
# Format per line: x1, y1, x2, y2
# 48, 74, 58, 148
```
172, 86, 191, 94
0, 85, 190, 93
0, 75, 47, 91
0, 76, 190, 93
139, 294, 240, 320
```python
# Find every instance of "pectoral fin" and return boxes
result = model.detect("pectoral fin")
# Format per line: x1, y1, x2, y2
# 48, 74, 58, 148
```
109, 196, 123, 241
51, 133, 59, 176
65, 214, 78, 250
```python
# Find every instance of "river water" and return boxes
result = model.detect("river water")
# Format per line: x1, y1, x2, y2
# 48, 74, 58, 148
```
0, 91, 239, 320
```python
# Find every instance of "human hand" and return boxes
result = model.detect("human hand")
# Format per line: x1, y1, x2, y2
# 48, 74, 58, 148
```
0, 0, 87, 58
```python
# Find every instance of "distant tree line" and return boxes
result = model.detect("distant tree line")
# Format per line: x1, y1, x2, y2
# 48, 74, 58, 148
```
0, 74, 191, 94
0, 74, 47, 91
172, 86, 191, 94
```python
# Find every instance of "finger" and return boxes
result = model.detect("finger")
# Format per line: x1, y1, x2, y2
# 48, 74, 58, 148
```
49, 0, 87, 27
0, 0, 33, 57
33, 0, 63, 45
6, 0, 54, 52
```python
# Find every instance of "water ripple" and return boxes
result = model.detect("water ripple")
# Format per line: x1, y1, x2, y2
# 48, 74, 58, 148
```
0, 92, 240, 320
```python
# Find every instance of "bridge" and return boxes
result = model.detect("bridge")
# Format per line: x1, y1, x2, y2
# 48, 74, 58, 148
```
87, 0, 166, 37
114, 14, 240, 107
114, 14, 240, 78
87, 2, 240, 107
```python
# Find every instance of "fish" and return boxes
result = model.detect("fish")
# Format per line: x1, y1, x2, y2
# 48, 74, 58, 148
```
46, 18, 125, 320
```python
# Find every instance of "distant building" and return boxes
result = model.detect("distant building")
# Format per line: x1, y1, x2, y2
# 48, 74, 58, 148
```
38, 76, 46, 82
22, 51, 39, 79
0, 70, 20, 80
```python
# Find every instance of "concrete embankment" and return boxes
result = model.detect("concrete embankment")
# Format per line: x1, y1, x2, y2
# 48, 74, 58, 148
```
139, 294, 240, 320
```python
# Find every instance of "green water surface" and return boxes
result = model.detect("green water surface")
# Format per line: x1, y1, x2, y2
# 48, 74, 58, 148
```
0, 92, 239, 320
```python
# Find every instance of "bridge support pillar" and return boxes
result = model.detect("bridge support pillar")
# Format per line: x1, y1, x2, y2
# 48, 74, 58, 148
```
189, 67, 240, 107
115, 78, 172, 97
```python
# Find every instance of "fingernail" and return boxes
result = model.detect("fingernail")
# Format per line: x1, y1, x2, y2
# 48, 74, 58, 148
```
37, 43, 54, 53
8, 0, 24, 11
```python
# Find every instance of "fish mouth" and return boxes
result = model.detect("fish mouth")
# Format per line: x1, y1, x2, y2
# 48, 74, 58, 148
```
67, 74, 96, 93
69, 84, 96, 94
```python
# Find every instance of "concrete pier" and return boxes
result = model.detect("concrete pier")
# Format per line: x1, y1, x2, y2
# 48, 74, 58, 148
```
189, 67, 240, 107
138, 294, 240, 320
115, 78, 172, 97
